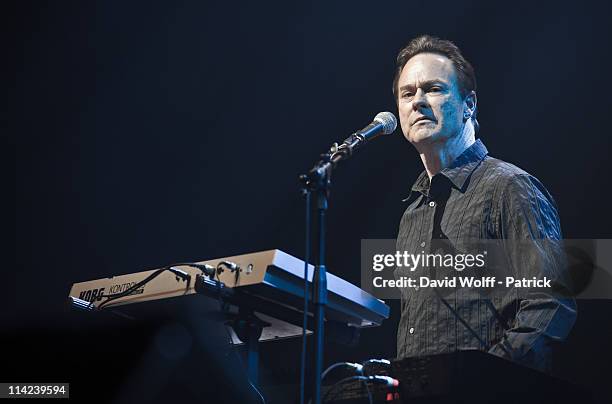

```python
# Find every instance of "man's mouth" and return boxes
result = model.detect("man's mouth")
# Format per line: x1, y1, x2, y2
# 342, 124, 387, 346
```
413, 117, 434, 125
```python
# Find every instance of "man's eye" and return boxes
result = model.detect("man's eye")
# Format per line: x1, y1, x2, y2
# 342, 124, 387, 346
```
429, 86, 441, 92
402, 92, 414, 99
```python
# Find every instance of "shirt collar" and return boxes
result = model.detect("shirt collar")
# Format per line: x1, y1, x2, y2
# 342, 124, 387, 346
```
402, 139, 489, 202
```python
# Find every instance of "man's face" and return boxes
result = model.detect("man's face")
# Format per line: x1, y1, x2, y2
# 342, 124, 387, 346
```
397, 53, 467, 146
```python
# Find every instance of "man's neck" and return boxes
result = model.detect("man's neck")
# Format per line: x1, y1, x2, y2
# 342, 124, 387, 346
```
418, 128, 475, 179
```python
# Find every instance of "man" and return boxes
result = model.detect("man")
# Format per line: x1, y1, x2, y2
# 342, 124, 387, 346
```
392, 35, 576, 371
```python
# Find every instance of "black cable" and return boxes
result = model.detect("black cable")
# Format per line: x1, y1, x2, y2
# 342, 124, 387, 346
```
321, 362, 363, 380
363, 380, 373, 404
95, 263, 211, 310
221, 324, 266, 404
215, 264, 225, 311
97, 267, 170, 309
320, 362, 375, 404
300, 190, 312, 404
360, 360, 392, 404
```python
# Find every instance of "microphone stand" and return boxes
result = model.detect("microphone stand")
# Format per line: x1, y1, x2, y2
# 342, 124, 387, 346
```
299, 142, 354, 404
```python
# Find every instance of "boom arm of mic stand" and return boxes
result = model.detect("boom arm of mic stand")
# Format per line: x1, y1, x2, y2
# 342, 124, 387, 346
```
299, 140, 357, 193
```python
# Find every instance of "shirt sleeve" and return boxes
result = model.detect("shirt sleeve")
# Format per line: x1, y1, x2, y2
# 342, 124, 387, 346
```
488, 174, 577, 371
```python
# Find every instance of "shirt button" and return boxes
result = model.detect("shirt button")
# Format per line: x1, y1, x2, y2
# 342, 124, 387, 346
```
429, 201, 436, 208
420, 241, 426, 247
409, 327, 415, 334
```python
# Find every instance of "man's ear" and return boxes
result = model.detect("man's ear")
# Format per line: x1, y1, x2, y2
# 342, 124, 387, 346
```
464, 91, 477, 120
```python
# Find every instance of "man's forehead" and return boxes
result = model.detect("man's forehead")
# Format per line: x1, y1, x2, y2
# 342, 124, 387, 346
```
398, 52, 456, 85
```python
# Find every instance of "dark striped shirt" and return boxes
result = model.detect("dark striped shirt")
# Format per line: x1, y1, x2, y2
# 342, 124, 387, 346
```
394, 139, 576, 371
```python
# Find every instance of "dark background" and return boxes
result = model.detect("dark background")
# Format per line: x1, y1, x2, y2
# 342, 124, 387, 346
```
10, 0, 612, 403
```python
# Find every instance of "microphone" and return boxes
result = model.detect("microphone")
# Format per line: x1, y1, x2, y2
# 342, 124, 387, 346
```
354, 111, 397, 141
301, 112, 397, 187
336, 112, 397, 156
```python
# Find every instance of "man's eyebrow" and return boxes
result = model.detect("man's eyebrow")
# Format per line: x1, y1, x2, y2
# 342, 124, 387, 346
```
399, 79, 448, 92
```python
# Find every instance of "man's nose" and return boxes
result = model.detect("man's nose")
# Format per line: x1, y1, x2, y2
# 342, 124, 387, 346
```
412, 88, 427, 110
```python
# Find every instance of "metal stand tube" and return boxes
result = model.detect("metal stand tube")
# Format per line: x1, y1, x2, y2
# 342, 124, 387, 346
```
312, 193, 328, 404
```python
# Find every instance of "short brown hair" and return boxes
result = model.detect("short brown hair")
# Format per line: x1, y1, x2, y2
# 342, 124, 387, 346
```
392, 35, 478, 130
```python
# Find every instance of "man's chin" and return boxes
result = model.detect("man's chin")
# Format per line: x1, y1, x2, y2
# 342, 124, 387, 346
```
408, 130, 438, 144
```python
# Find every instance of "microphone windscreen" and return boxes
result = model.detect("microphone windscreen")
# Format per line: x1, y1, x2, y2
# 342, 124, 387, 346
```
373, 111, 397, 135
